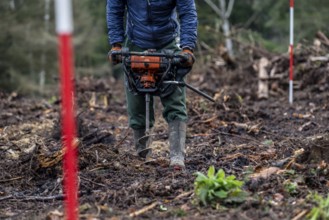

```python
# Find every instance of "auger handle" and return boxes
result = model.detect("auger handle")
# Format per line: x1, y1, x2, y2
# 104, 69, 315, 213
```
111, 48, 188, 66
163, 81, 215, 103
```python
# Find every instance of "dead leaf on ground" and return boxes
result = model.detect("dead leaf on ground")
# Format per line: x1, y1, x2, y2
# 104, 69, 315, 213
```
317, 160, 327, 170
250, 167, 282, 181
292, 113, 313, 119
231, 122, 262, 134
273, 193, 284, 202
1, 210, 16, 218
180, 204, 191, 212
46, 210, 64, 220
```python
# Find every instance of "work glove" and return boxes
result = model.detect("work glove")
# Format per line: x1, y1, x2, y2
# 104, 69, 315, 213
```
174, 47, 195, 81
180, 47, 195, 67
108, 43, 122, 65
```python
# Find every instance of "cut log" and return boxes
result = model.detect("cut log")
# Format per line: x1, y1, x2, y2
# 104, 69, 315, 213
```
258, 57, 270, 99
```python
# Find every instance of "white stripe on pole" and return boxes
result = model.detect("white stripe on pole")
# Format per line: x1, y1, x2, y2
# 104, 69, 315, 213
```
55, 0, 74, 34
290, 8, 294, 45
289, 2, 294, 104
289, 80, 293, 103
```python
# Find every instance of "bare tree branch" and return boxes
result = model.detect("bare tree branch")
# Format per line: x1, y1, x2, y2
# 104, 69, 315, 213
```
219, 0, 226, 18
204, 0, 222, 17
225, 0, 235, 18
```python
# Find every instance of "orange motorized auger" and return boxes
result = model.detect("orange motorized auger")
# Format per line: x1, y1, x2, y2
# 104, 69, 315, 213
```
111, 48, 214, 135
130, 55, 161, 89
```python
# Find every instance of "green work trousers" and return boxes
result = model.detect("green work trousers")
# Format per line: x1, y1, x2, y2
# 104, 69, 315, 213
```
123, 39, 187, 130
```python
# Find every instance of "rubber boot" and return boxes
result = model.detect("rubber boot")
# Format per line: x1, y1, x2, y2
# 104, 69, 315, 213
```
169, 120, 186, 170
133, 128, 152, 158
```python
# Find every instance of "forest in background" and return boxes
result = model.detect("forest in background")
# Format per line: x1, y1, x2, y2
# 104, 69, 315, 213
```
0, 0, 328, 94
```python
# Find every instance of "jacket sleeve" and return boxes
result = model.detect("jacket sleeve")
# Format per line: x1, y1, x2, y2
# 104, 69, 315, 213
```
106, 0, 126, 45
176, 0, 198, 50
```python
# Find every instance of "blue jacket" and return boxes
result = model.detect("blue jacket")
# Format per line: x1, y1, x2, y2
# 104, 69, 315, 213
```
106, 0, 198, 50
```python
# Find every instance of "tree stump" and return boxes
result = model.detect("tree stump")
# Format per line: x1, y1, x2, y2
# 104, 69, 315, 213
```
305, 133, 329, 163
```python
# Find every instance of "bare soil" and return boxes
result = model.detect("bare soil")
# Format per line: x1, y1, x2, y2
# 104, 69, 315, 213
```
0, 44, 328, 219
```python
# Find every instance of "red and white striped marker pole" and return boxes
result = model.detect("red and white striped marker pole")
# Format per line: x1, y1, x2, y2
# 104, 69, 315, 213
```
289, 0, 294, 104
55, 0, 78, 219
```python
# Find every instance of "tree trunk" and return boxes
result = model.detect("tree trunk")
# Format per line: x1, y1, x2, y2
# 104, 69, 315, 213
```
39, 0, 51, 92
219, 0, 234, 58
9, 0, 15, 10
204, 0, 235, 58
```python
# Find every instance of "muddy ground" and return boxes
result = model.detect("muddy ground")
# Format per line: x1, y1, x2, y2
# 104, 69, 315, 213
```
0, 43, 328, 219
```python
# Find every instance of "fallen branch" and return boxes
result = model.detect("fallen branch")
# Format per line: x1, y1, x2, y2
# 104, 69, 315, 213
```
316, 31, 329, 47
173, 190, 194, 201
309, 56, 329, 62
20, 194, 65, 201
0, 176, 23, 183
0, 191, 85, 202
112, 129, 130, 149
0, 194, 64, 202
38, 138, 79, 168
0, 195, 13, 201
291, 210, 308, 220
201, 115, 218, 123
83, 131, 113, 146
128, 201, 159, 217
80, 176, 106, 187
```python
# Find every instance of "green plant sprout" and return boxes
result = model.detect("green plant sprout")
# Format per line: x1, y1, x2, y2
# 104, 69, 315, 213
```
194, 166, 248, 206
283, 180, 298, 195
307, 193, 329, 220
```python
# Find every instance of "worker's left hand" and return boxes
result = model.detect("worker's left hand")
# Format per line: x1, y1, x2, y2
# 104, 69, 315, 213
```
180, 48, 195, 67
108, 43, 122, 65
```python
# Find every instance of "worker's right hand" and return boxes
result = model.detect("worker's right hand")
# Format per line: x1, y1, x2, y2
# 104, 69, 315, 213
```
108, 43, 122, 65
